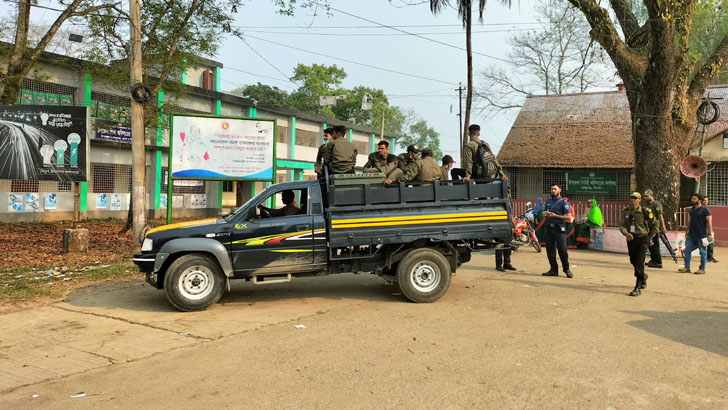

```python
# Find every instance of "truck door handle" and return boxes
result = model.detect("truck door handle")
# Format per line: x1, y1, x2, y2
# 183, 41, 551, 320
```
297, 224, 311, 231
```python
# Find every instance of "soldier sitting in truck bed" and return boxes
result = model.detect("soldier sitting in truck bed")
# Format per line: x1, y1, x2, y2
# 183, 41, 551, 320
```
364, 140, 398, 174
258, 190, 299, 217
410, 148, 444, 182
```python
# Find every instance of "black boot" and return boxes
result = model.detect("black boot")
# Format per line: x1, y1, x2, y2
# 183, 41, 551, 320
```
629, 278, 641, 296
639, 273, 648, 289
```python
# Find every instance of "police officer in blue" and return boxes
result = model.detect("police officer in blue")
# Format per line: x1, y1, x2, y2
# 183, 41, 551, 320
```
541, 184, 574, 278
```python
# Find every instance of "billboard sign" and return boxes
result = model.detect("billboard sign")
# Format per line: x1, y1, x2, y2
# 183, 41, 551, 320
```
95, 119, 131, 143
567, 171, 618, 195
0, 105, 88, 182
170, 114, 275, 180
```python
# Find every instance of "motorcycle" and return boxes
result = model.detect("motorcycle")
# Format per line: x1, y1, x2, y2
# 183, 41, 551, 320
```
512, 202, 541, 253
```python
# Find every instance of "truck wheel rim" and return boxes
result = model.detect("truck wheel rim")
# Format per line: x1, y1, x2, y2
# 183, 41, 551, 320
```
411, 261, 441, 292
178, 266, 214, 300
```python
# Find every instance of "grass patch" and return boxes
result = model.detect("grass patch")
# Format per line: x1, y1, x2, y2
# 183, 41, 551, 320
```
0, 261, 139, 307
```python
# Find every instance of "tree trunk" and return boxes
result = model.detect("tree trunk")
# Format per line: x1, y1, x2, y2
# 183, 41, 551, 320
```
463, 4, 473, 155
130, 0, 147, 245
633, 104, 688, 230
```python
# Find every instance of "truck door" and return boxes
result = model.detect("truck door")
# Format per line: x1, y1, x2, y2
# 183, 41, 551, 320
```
230, 188, 315, 274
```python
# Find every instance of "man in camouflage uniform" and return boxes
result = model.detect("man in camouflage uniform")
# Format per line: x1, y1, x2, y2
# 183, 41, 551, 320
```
322, 125, 357, 175
364, 140, 397, 174
619, 191, 659, 296
384, 159, 406, 185
461, 124, 506, 182
410, 148, 443, 182
441, 155, 455, 182
642, 189, 667, 268
314, 127, 334, 176
397, 144, 420, 178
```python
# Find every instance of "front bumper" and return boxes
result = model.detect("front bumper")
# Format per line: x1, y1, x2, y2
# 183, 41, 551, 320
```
132, 253, 156, 272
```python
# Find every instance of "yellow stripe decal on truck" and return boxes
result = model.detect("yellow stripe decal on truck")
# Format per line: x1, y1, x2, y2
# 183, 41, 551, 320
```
331, 211, 507, 226
332, 215, 508, 229
145, 218, 218, 236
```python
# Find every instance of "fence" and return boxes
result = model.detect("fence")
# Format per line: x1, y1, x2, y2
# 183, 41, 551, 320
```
510, 199, 630, 227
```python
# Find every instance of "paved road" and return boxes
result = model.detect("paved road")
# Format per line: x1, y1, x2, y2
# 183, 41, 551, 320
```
1, 248, 726, 409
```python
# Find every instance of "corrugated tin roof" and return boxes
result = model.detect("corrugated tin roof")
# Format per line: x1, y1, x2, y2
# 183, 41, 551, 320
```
497, 91, 633, 168
498, 85, 728, 168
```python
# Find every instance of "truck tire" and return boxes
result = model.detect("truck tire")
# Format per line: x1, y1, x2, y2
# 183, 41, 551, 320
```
396, 248, 451, 303
163, 253, 225, 312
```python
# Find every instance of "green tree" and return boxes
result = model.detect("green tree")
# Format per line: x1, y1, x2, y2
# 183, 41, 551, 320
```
230, 83, 292, 107
567, 0, 728, 227
398, 119, 443, 159
289, 63, 347, 113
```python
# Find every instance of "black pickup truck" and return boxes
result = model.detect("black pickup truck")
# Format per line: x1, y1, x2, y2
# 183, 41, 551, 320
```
133, 175, 512, 311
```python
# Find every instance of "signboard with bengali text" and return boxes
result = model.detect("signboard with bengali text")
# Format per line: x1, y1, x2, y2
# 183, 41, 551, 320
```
170, 114, 276, 180
566, 171, 618, 195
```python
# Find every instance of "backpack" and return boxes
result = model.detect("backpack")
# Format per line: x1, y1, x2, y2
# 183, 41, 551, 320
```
472, 141, 498, 179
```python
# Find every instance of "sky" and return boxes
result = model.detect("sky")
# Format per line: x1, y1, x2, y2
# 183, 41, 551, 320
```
1, 0, 547, 159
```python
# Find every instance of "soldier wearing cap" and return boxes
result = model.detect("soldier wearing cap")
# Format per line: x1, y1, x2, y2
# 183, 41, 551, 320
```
397, 144, 421, 178
642, 189, 666, 268
364, 140, 397, 174
619, 191, 659, 296
441, 155, 455, 181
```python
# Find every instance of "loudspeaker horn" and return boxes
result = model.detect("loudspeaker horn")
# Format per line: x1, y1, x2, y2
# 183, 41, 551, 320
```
680, 155, 708, 178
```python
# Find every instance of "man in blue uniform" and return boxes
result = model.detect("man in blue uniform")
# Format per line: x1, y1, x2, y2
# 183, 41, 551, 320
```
542, 184, 574, 278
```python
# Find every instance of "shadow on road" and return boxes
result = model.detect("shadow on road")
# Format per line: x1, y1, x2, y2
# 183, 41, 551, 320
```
63, 274, 402, 312
621, 308, 728, 357
466, 267, 630, 295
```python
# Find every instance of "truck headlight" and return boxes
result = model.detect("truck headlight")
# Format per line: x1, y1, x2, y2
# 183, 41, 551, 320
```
141, 237, 153, 252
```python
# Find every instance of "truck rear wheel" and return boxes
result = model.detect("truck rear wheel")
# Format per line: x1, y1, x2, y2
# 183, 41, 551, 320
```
163, 253, 225, 312
396, 248, 451, 303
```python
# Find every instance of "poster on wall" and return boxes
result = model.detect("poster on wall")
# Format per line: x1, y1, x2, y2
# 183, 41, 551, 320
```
0, 105, 88, 182
96, 193, 107, 208
170, 115, 275, 180
191, 194, 207, 209
8, 194, 23, 212
95, 119, 131, 143
172, 195, 184, 208
110, 193, 122, 211
25, 193, 39, 212
45, 193, 57, 210
160, 194, 167, 208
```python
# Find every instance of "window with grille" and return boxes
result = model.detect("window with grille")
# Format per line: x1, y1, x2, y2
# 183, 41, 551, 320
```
706, 161, 727, 206
19, 79, 77, 106
295, 129, 320, 148
91, 163, 133, 193
90, 91, 131, 122
278, 126, 288, 144
11, 180, 39, 192
222, 180, 234, 192
506, 168, 632, 202
58, 181, 72, 192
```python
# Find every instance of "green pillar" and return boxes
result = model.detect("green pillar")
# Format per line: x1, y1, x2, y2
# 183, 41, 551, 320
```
249, 107, 257, 117
182, 59, 187, 84
349, 129, 353, 142
215, 67, 221, 92
80, 73, 92, 212
154, 89, 164, 210
290, 116, 296, 159
372, 133, 376, 152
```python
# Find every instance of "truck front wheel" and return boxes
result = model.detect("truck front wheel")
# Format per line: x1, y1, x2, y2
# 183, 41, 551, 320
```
397, 248, 451, 303
163, 254, 225, 312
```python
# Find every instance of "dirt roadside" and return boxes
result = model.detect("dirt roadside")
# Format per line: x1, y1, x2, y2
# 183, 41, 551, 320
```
1, 247, 726, 409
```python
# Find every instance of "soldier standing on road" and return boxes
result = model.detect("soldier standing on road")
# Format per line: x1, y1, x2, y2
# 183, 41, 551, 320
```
364, 140, 397, 174
541, 184, 574, 278
315, 127, 334, 176
642, 189, 667, 268
496, 191, 517, 272
620, 192, 658, 296
322, 125, 357, 175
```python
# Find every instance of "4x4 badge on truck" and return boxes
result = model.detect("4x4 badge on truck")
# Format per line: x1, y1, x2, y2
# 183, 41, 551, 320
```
234, 223, 248, 230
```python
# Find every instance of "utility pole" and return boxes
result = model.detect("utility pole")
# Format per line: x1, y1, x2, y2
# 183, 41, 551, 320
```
456, 82, 464, 162
130, 0, 146, 245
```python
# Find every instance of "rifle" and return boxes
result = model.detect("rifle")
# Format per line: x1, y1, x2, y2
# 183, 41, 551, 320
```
659, 232, 678, 264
